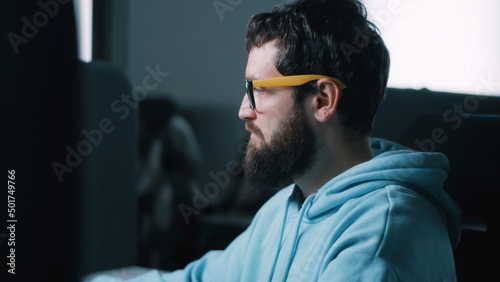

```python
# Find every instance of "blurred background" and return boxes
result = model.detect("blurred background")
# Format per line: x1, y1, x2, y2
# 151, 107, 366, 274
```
2, 0, 499, 281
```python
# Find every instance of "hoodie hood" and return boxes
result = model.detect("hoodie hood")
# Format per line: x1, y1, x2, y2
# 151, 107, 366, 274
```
303, 138, 461, 248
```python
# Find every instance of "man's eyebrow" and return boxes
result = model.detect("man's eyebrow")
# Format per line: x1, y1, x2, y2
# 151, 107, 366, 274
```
245, 75, 259, 81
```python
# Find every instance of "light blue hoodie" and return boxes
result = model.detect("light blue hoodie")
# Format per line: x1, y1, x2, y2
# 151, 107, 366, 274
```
88, 138, 461, 281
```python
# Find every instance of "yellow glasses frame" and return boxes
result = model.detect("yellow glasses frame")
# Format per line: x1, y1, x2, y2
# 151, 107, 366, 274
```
245, 74, 346, 110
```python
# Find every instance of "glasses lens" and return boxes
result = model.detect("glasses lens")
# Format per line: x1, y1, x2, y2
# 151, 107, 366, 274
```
245, 80, 255, 110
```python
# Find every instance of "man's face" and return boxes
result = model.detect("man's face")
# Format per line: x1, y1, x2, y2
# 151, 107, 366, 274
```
238, 42, 318, 190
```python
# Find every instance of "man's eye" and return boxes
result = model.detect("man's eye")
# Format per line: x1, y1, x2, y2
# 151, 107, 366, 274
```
254, 88, 265, 94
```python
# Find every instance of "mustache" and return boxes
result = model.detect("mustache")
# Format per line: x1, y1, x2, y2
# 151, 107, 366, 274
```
245, 121, 265, 140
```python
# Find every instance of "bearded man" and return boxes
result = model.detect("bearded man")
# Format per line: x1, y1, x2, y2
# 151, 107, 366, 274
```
88, 0, 461, 281
165, 0, 460, 280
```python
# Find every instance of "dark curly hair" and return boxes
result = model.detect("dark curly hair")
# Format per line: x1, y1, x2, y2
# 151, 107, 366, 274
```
246, 0, 390, 137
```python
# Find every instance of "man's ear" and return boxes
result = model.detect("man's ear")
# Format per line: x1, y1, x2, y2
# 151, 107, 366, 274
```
313, 78, 340, 123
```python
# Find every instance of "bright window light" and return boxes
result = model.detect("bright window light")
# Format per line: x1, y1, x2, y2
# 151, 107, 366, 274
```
74, 0, 93, 63
363, 0, 500, 96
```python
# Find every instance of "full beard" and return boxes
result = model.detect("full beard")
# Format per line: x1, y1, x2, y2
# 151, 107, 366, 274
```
242, 102, 317, 191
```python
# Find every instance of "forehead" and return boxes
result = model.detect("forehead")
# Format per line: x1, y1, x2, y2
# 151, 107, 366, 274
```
245, 41, 282, 81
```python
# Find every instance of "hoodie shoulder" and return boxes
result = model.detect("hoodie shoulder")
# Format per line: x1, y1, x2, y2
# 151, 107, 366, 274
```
329, 184, 457, 281
369, 138, 460, 246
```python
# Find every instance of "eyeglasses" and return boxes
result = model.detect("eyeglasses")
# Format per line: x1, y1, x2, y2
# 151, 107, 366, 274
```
244, 74, 346, 110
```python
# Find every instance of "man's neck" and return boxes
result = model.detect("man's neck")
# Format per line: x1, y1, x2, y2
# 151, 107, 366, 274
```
294, 135, 374, 200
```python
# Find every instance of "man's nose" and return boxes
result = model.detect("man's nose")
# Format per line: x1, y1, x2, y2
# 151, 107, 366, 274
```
238, 94, 256, 120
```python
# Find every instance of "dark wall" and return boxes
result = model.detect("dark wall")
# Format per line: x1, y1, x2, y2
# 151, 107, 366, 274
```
2, 1, 79, 280
2, 2, 139, 280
